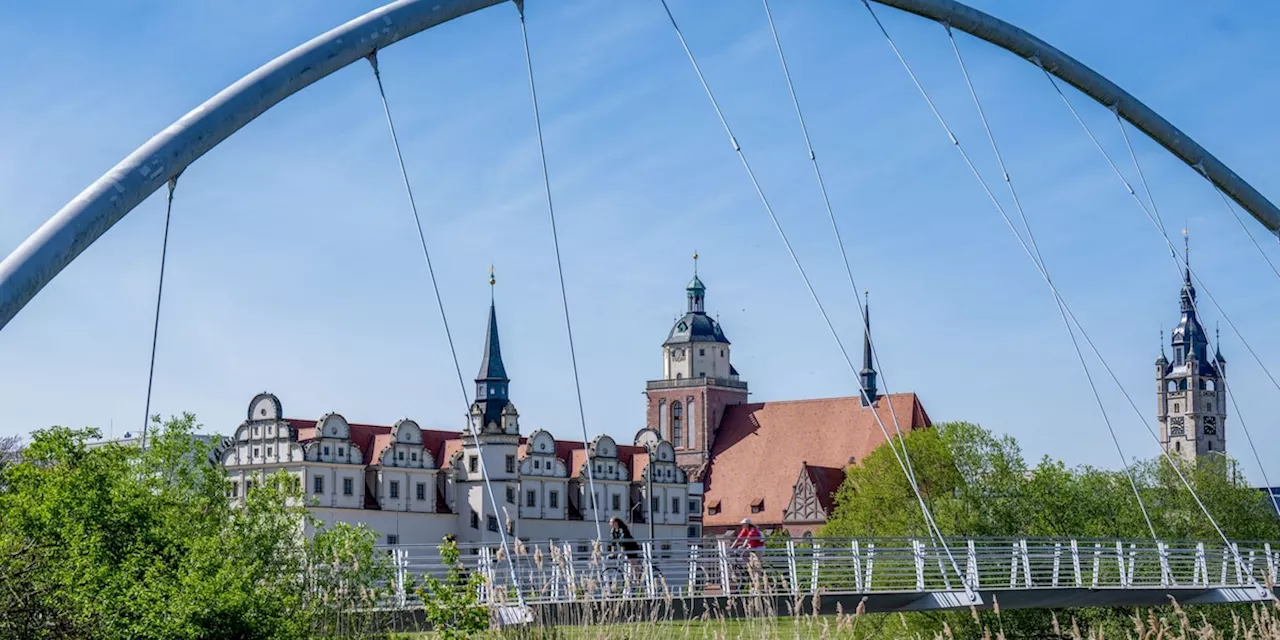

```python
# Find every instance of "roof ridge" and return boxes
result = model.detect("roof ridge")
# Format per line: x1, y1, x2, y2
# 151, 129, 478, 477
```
732, 392, 917, 407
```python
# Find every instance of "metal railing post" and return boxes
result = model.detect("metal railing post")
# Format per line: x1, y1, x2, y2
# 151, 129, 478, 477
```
865, 542, 876, 591
1020, 539, 1032, 588
852, 540, 865, 592
1008, 541, 1019, 589
1158, 541, 1172, 588
1052, 542, 1061, 588
787, 539, 799, 595
913, 539, 926, 592
396, 548, 408, 607
717, 539, 731, 594
1091, 543, 1102, 588
1071, 539, 1082, 587
643, 541, 656, 597
1194, 542, 1207, 587
1114, 540, 1127, 588
688, 543, 699, 596
967, 539, 979, 591
810, 541, 822, 594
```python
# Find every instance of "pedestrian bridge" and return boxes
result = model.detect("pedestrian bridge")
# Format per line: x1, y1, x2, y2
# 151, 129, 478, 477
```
385, 536, 1276, 618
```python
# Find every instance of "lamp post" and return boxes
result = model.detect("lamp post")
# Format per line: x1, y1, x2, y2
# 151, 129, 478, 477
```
647, 445, 656, 540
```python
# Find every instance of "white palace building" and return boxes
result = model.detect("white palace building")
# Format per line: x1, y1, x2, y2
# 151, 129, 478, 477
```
218, 294, 695, 546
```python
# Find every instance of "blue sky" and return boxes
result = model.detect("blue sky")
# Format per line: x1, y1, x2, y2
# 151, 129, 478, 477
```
2, 1, 1280, 483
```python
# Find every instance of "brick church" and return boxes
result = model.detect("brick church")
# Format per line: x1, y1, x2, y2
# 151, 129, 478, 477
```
644, 263, 931, 536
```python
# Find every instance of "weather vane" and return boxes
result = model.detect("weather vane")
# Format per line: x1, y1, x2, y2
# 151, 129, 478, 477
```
693, 250, 699, 275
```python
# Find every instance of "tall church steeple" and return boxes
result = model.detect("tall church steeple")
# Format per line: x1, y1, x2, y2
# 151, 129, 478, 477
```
1157, 231, 1226, 463
475, 268, 511, 429
860, 292, 878, 406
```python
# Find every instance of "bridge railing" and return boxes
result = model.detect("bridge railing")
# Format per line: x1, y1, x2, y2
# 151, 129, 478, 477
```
379, 536, 1278, 606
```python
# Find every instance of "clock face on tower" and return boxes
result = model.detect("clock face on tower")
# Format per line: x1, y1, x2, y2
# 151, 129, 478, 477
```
1204, 416, 1218, 435
672, 349, 686, 362
1169, 416, 1185, 437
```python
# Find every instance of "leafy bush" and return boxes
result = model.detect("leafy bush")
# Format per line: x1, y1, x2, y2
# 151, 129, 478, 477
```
0, 415, 395, 640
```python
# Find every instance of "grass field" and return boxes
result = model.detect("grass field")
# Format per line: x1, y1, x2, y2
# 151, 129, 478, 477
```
397, 598, 1280, 639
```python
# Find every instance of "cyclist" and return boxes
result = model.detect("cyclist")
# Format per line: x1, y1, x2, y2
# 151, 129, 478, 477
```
609, 516, 642, 575
729, 518, 765, 583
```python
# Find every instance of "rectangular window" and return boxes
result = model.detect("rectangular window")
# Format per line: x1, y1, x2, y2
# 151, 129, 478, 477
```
470, 511, 480, 529
398, 451, 404, 460
246, 480, 255, 493
337, 447, 344, 457
252, 447, 260, 457
416, 483, 426, 501
323, 446, 330, 456
389, 481, 400, 499
611, 494, 621, 511
266, 446, 272, 456
266, 425, 273, 435
468, 456, 478, 473
652, 497, 660, 514
342, 477, 353, 496
387, 534, 399, 545
671, 497, 680, 514
549, 491, 560, 508
229, 481, 240, 498
526, 490, 537, 508
689, 499, 698, 514
534, 459, 540, 469
487, 515, 499, 532
688, 526, 699, 538
699, 348, 705, 356
411, 452, 417, 461
253, 426, 260, 435
506, 486, 515, 504
505, 455, 515, 473
313, 475, 324, 494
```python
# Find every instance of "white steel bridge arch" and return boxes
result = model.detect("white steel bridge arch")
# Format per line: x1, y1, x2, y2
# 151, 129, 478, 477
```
1, 0, 1276, 331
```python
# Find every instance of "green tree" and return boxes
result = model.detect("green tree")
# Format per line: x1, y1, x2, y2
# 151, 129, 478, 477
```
414, 537, 490, 639
0, 414, 395, 640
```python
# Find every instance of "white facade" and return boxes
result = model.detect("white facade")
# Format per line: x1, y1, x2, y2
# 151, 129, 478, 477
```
219, 392, 692, 547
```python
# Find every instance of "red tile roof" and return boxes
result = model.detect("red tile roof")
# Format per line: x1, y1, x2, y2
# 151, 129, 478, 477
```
802, 465, 848, 515
285, 418, 461, 466
700, 393, 930, 529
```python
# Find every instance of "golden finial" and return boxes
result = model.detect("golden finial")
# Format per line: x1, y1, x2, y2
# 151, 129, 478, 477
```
693, 251, 699, 275
489, 265, 496, 287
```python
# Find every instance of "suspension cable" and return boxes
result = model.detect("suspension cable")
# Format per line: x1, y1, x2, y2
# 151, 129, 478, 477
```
141, 174, 181, 449
760, 0, 938, 550
1209, 185, 1280, 284
366, 52, 524, 604
1039, 59, 1269, 595
514, 1, 603, 541
1110, 113, 1280, 518
936, 23, 1158, 540
660, 0, 972, 598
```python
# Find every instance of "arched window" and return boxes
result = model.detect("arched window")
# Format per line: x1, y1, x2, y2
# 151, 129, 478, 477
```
1179, 379, 1188, 391
687, 398, 696, 449
1206, 379, 1216, 392
671, 402, 683, 447
1166, 381, 1177, 393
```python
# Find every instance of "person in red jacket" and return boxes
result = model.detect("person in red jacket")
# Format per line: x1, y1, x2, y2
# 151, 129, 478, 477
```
729, 518, 765, 564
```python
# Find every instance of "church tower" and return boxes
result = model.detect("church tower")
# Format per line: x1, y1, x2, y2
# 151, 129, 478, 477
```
645, 255, 748, 479
1157, 241, 1226, 463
